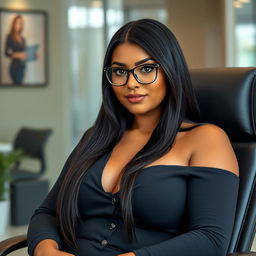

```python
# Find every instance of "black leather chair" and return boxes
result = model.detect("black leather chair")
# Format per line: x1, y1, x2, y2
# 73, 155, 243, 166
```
190, 67, 256, 254
0, 68, 256, 255
10, 127, 52, 226
11, 127, 53, 180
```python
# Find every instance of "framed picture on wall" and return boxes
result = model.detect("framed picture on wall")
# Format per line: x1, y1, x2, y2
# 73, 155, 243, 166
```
0, 8, 48, 87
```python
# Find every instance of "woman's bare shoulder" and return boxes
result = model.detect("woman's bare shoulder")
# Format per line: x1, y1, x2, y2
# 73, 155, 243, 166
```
186, 123, 239, 176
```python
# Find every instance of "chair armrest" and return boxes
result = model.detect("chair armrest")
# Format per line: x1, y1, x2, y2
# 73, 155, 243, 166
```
1, 235, 256, 256
0, 234, 27, 256
227, 252, 256, 256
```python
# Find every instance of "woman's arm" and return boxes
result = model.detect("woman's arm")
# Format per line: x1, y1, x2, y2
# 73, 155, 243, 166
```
188, 124, 239, 176
118, 253, 135, 256
33, 240, 74, 256
11, 51, 27, 60
132, 169, 238, 256
5, 35, 12, 58
126, 125, 239, 256
27, 149, 75, 256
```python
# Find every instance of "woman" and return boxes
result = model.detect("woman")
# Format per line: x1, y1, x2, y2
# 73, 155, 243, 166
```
5, 15, 27, 84
28, 19, 239, 256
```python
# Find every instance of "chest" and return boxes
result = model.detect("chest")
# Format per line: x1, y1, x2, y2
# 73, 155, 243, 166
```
102, 132, 191, 194
78, 159, 188, 230
10, 36, 25, 51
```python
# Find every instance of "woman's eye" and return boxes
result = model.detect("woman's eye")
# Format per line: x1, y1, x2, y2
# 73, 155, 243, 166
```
141, 65, 154, 73
113, 69, 127, 76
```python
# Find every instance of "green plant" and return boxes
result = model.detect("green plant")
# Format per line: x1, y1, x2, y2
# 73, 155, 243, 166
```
0, 149, 23, 201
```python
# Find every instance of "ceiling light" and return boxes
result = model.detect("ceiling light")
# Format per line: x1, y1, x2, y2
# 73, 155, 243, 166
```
91, 1, 102, 8
233, 0, 243, 8
239, 0, 251, 3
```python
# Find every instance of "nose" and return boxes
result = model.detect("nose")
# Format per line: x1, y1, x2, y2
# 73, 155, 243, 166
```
126, 72, 140, 89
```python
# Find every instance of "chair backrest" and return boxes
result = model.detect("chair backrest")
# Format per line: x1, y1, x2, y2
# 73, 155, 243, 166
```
190, 67, 256, 253
13, 127, 53, 175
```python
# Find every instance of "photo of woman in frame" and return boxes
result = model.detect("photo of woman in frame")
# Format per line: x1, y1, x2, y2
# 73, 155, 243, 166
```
5, 14, 27, 84
0, 9, 47, 87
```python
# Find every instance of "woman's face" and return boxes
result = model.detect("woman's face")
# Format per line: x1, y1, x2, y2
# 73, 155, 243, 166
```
14, 17, 23, 33
110, 42, 167, 116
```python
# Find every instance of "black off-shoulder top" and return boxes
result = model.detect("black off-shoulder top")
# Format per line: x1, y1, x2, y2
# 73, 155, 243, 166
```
27, 126, 239, 256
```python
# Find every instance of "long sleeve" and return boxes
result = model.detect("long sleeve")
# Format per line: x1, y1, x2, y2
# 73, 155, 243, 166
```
133, 168, 239, 256
27, 150, 75, 255
5, 35, 12, 58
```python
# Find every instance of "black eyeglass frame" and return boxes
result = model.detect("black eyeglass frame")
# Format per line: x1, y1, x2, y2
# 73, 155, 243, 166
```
104, 63, 160, 86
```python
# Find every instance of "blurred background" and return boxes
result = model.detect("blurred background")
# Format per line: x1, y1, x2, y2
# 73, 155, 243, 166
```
0, 0, 255, 252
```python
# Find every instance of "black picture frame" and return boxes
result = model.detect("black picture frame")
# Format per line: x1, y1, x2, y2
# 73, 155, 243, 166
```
0, 8, 48, 87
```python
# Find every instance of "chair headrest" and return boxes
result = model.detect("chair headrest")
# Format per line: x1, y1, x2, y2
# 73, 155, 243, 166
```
190, 68, 256, 142
13, 127, 53, 158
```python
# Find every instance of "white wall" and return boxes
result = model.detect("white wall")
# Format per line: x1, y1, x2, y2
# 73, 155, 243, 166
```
166, 0, 226, 68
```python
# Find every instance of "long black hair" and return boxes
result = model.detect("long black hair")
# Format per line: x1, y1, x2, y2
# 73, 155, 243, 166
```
56, 18, 201, 247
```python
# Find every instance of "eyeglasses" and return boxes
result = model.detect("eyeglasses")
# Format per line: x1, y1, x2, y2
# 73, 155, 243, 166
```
104, 63, 160, 86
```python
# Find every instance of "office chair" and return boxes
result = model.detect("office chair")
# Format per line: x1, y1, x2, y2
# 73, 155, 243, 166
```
0, 68, 256, 255
190, 67, 256, 254
11, 127, 53, 180
10, 127, 52, 226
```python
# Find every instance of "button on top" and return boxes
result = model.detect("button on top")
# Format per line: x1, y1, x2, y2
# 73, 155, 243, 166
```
101, 239, 108, 246
109, 223, 116, 230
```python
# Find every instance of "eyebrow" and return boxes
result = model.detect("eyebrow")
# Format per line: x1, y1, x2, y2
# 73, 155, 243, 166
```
135, 57, 155, 66
111, 57, 155, 67
111, 61, 126, 67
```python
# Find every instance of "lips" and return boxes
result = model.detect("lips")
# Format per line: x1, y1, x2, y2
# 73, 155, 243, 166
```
125, 94, 147, 103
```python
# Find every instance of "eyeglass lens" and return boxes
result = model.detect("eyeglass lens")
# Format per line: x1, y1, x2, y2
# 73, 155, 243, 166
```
106, 64, 158, 86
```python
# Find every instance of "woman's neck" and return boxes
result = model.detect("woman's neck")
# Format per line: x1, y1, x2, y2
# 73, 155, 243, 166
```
131, 109, 161, 134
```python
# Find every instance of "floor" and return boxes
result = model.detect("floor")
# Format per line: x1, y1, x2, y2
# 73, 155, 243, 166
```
1, 225, 256, 255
